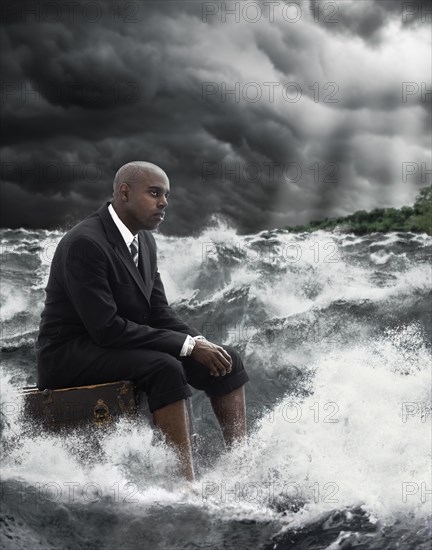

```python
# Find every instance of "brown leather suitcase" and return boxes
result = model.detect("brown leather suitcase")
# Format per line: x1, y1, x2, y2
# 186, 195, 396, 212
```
21, 381, 138, 431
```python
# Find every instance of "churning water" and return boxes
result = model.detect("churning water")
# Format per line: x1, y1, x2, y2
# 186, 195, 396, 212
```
1, 221, 431, 549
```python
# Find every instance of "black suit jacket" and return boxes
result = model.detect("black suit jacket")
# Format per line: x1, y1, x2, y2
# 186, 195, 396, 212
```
35, 201, 200, 382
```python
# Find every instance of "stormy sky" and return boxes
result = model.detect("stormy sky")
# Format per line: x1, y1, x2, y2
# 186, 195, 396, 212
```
0, 0, 431, 235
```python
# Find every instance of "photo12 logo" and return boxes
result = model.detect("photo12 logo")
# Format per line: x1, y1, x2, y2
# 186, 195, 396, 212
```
202, 81, 339, 104
401, 82, 431, 103
402, 482, 431, 503
401, 163, 431, 183
201, 2, 340, 24
401, 402, 431, 423
201, 480, 340, 504
0, 481, 140, 505
0, 1, 144, 24
0, 81, 140, 105
401, 2, 432, 23
201, 240, 341, 265
200, 399, 340, 424
201, 161, 339, 185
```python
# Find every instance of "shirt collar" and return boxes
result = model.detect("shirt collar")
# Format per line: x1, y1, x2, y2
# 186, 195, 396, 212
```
108, 202, 136, 248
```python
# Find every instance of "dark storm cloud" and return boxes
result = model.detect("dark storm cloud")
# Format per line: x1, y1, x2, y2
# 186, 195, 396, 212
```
0, 0, 430, 233
308, 0, 432, 40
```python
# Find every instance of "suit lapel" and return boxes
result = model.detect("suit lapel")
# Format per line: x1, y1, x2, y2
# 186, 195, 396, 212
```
98, 202, 152, 308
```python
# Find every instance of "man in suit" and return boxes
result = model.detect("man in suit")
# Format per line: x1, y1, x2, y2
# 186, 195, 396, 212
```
35, 161, 249, 481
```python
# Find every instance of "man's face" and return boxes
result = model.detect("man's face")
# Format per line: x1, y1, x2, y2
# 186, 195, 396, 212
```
122, 169, 170, 233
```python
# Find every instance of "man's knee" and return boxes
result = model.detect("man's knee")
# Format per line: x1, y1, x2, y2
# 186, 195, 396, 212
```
151, 353, 187, 384
142, 353, 192, 413
222, 346, 244, 372
162, 354, 185, 378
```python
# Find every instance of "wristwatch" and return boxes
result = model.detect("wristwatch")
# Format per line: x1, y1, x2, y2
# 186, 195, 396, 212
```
185, 334, 208, 356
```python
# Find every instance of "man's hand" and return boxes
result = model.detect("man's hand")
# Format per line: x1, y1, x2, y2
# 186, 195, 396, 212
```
190, 340, 232, 377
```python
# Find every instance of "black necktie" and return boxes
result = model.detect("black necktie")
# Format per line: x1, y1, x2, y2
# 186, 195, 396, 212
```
129, 236, 138, 267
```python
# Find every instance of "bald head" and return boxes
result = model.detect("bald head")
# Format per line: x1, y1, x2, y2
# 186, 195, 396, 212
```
113, 161, 169, 199
110, 161, 170, 233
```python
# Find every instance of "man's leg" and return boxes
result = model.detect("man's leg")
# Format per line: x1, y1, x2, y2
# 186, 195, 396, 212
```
182, 344, 249, 450
210, 385, 246, 449
152, 399, 195, 481
52, 340, 196, 480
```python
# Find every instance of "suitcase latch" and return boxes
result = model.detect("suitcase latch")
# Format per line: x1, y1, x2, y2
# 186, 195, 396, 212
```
93, 399, 112, 425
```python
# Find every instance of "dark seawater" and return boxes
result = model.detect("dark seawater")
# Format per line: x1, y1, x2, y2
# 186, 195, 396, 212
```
1, 222, 431, 549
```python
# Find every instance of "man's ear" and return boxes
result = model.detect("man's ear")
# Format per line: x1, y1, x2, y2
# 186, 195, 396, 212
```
120, 183, 130, 201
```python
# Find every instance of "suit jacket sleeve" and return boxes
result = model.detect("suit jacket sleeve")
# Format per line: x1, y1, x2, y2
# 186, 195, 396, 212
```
149, 269, 201, 337
63, 238, 187, 356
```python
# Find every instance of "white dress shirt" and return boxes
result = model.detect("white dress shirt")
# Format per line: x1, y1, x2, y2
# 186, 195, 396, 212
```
108, 202, 136, 255
107, 202, 206, 356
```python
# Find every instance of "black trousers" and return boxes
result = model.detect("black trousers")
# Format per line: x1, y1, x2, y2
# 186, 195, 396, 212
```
36, 334, 249, 413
